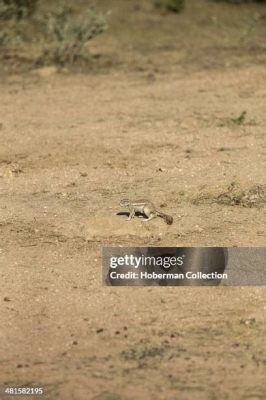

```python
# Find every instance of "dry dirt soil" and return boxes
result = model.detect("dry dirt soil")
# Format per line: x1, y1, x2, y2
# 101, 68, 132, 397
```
0, 1, 265, 399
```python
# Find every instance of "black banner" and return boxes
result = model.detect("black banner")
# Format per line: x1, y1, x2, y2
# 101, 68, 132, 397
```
103, 247, 265, 286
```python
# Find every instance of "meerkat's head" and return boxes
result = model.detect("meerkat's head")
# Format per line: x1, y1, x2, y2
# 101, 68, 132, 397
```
120, 198, 130, 207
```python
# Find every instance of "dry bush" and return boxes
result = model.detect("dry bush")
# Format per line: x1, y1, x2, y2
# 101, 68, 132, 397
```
35, 6, 107, 65
0, 0, 37, 20
0, 4, 107, 66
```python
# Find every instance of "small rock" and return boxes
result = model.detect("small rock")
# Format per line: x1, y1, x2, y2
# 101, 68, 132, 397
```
240, 318, 256, 326
31, 66, 58, 78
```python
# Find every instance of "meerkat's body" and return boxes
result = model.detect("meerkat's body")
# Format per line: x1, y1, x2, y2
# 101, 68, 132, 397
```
120, 199, 173, 225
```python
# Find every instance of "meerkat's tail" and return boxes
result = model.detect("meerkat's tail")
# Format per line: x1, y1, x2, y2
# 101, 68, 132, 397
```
156, 211, 173, 225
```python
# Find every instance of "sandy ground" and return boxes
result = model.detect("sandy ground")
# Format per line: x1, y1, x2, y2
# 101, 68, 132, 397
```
0, 0, 266, 399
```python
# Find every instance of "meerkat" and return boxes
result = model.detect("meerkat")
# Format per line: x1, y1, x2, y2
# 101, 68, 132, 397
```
120, 199, 173, 225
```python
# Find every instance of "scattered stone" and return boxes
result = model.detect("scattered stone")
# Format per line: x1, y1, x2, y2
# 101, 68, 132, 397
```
31, 66, 58, 78
240, 318, 256, 326
217, 183, 265, 207
193, 182, 265, 208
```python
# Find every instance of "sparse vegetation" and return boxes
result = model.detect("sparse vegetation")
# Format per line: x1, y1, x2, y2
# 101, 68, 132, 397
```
0, 0, 37, 20
193, 182, 266, 208
231, 110, 247, 125
35, 7, 107, 66
153, 0, 185, 13
0, 2, 107, 66
217, 111, 251, 127
212, 0, 266, 3
216, 182, 265, 207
